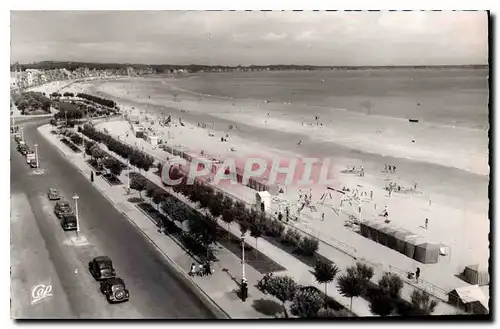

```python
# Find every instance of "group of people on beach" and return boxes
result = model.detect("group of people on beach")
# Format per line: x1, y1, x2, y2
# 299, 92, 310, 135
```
384, 164, 397, 174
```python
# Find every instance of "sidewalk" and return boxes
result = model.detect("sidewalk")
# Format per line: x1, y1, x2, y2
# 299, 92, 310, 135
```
38, 124, 284, 319
90, 122, 462, 315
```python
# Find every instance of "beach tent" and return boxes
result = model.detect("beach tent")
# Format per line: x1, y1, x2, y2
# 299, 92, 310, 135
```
403, 235, 425, 259
394, 230, 413, 253
463, 264, 490, 286
359, 221, 372, 238
377, 225, 398, 247
448, 285, 489, 314
413, 242, 440, 264
384, 226, 400, 250
367, 222, 384, 243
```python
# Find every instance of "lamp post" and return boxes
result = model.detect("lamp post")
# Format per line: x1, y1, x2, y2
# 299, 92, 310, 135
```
34, 144, 39, 169
240, 231, 248, 301
73, 193, 80, 240
241, 232, 246, 282
126, 157, 131, 194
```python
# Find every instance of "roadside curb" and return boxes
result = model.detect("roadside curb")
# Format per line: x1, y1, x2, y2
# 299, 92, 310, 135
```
38, 125, 231, 319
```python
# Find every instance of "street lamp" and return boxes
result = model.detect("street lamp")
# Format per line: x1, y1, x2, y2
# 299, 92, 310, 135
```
241, 232, 246, 282
73, 193, 80, 240
126, 157, 131, 194
240, 231, 249, 301
34, 144, 39, 169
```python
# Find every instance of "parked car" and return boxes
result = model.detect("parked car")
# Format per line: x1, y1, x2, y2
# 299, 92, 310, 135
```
88, 256, 116, 280
60, 214, 77, 231
100, 277, 130, 303
47, 188, 61, 200
54, 201, 73, 218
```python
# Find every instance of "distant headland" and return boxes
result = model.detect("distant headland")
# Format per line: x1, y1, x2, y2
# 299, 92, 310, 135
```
10, 61, 488, 73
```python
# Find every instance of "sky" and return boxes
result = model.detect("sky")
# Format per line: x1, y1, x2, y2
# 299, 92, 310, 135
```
10, 11, 489, 66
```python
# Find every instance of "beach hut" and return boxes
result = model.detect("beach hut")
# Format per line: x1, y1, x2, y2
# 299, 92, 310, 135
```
378, 225, 397, 246
359, 220, 372, 238
463, 264, 490, 286
147, 135, 159, 146
256, 191, 272, 212
413, 242, 441, 264
403, 235, 425, 259
394, 230, 413, 253
383, 226, 399, 249
367, 222, 384, 243
448, 285, 489, 314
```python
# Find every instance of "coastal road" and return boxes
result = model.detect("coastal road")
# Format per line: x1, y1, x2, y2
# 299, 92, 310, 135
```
10, 119, 217, 319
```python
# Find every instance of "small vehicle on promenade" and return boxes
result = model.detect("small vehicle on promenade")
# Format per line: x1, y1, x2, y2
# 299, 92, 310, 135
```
88, 256, 116, 280
54, 201, 74, 218
47, 188, 61, 200
100, 277, 130, 304
60, 214, 77, 231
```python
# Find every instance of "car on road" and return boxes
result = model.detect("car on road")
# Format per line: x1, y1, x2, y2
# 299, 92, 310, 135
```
60, 214, 77, 231
89, 256, 116, 280
29, 159, 38, 168
100, 277, 130, 303
54, 201, 73, 218
47, 188, 61, 200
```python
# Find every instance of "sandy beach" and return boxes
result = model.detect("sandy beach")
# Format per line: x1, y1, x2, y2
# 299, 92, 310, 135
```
36, 71, 490, 289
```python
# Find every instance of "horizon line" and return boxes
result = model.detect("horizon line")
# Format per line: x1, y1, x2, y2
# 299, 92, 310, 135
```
10, 60, 488, 68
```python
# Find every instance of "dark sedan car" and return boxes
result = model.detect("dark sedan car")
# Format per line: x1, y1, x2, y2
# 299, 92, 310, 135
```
54, 201, 73, 218
60, 214, 77, 231
47, 188, 61, 201
88, 256, 116, 280
100, 277, 130, 303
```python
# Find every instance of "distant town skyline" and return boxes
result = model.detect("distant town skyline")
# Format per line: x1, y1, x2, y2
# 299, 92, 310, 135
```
11, 11, 489, 66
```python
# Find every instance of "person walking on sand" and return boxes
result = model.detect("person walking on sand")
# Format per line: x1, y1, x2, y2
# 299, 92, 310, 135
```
321, 213, 325, 221
425, 218, 429, 230
370, 190, 373, 200
393, 165, 397, 174
415, 267, 421, 283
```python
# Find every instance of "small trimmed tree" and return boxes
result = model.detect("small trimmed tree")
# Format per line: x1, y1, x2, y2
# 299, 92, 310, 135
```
109, 159, 123, 177
313, 258, 339, 296
152, 189, 165, 209
378, 272, 403, 300
410, 289, 438, 315
337, 262, 374, 310
249, 221, 264, 252
208, 191, 224, 219
290, 288, 324, 318
369, 292, 394, 317
262, 276, 299, 318
297, 236, 319, 256
130, 175, 147, 199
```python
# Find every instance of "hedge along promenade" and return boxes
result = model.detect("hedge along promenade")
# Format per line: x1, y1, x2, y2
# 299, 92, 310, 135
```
79, 124, 154, 171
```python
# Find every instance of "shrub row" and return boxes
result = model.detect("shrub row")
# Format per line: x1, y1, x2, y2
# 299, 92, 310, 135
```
60, 138, 81, 153
133, 175, 217, 261
80, 124, 154, 171
76, 92, 116, 108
